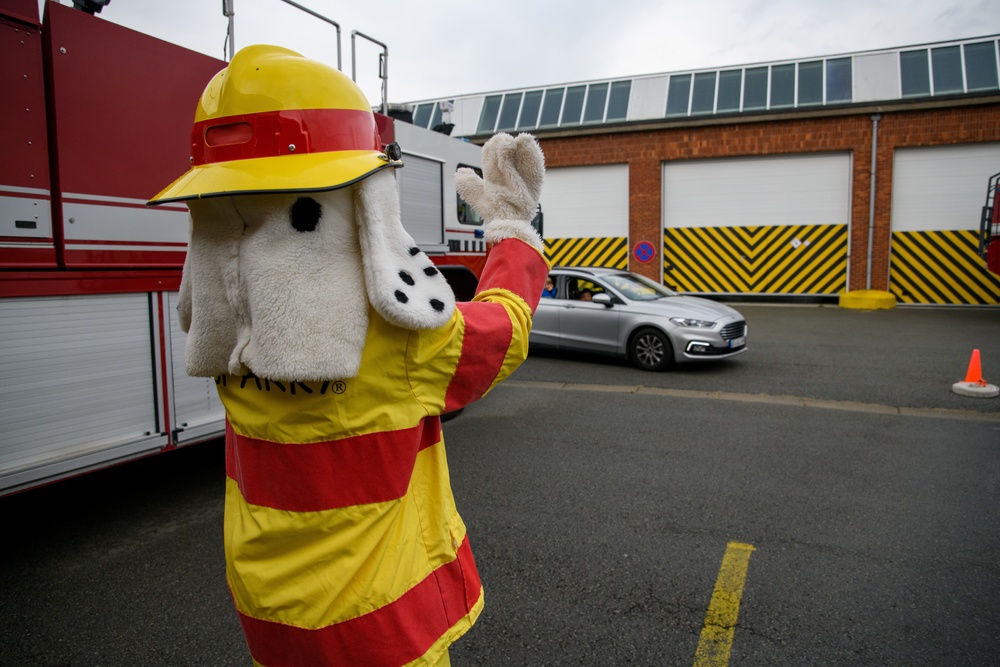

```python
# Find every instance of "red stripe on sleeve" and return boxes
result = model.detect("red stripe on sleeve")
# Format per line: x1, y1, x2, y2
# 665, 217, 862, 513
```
476, 238, 549, 312
443, 302, 512, 413
238, 536, 483, 667
225, 417, 442, 512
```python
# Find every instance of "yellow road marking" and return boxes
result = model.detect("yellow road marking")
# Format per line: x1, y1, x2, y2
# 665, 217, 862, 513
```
693, 542, 756, 667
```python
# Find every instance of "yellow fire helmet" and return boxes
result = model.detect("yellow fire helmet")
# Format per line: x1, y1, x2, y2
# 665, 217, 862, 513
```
148, 44, 400, 204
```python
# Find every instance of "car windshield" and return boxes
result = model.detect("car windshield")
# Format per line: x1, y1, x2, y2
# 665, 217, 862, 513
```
603, 273, 677, 301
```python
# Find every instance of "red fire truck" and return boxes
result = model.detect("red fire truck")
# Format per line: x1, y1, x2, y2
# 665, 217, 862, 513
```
0, 0, 487, 496
981, 171, 1000, 277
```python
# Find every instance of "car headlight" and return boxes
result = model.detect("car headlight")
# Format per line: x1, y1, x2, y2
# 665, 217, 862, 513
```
669, 317, 716, 328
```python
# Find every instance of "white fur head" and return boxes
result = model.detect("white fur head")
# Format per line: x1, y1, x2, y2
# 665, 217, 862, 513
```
178, 169, 455, 381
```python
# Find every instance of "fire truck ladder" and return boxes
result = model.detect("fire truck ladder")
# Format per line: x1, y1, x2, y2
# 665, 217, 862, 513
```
221, 1, 389, 114
980, 171, 1000, 276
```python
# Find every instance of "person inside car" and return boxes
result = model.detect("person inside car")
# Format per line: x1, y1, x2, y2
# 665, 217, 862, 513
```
542, 276, 557, 298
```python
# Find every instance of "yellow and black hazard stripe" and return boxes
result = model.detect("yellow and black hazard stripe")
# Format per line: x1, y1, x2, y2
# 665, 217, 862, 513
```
544, 237, 628, 269
889, 230, 1000, 305
662, 224, 848, 295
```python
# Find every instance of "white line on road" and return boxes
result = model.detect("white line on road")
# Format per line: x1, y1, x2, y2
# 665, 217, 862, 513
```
504, 381, 1000, 422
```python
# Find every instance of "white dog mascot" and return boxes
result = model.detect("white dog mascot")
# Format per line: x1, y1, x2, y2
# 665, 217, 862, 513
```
149, 45, 548, 667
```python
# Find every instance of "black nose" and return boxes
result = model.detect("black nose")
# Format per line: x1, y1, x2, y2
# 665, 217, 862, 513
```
290, 197, 321, 232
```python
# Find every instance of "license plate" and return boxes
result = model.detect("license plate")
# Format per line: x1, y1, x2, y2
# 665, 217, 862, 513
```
729, 336, 746, 348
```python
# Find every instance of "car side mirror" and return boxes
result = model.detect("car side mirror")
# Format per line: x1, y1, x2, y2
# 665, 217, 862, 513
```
592, 293, 613, 307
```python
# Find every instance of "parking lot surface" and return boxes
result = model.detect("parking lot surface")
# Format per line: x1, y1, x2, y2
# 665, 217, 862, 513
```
1, 304, 997, 666
516, 304, 1000, 415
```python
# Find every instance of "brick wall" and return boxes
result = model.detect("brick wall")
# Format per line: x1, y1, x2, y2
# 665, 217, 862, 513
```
537, 102, 1000, 290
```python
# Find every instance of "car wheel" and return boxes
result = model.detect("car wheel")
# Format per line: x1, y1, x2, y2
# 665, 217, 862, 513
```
629, 327, 672, 371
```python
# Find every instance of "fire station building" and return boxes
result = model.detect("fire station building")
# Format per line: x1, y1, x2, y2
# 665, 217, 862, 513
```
404, 35, 1000, 305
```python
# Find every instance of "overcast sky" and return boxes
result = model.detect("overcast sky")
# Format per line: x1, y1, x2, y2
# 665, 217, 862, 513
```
48, 0, 1000, 106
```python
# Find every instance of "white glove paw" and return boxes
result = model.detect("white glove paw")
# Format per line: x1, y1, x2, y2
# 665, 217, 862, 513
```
455, 133, 544, 251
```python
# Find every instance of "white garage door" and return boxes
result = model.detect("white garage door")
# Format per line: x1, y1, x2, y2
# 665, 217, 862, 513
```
891, 143, 1000, 232
663, 153, 851, 229
889, 142, 1000, 305
540, 164, 629, 268
662, 153, 851, 295
541, 164, 628, 238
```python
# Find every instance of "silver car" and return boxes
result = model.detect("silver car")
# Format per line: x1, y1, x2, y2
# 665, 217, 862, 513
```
531, 267, 747, 371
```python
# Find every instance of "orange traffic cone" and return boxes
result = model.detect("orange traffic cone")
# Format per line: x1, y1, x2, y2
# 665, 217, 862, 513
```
952, 349, 999, 398
963, 349, 986, 386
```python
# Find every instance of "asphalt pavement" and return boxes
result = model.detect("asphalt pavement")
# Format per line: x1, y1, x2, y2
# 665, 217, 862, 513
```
1, 304, 997, 666
514, 303, 1000, 415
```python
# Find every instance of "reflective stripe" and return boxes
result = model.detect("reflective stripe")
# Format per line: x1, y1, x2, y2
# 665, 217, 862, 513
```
237, 537, 482, 667
443, 301, 513, 412
225, 441, 467, 629
442, 239, 547, 412
476, 238, 549, 312
225, 418, 442, 511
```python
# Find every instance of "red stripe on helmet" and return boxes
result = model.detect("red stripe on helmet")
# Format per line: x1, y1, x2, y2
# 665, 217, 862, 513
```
191, 108, 382, 166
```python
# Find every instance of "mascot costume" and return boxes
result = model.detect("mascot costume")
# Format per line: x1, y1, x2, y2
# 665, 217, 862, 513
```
148, 45, 548, 666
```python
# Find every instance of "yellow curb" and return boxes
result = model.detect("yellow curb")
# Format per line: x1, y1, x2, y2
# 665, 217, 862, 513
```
838, 289, 897, 310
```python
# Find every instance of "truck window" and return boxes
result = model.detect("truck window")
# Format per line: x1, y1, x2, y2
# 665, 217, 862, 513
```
457, 164, 483, 225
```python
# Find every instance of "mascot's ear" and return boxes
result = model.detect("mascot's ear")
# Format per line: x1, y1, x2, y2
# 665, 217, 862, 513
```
177, 247, 193, 333
180, 198, 245, 377
355, 169, 456, 330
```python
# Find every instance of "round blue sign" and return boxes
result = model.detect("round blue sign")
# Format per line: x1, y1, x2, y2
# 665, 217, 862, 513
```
633, 241, 656, 263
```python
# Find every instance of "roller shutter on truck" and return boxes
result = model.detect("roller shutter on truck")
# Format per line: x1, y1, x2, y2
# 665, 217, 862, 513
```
166, 292, 226, 444
397, 153, 447, 254
662, 153, 851, 296
889, 143, 1000, 305
0, 294, 167, 493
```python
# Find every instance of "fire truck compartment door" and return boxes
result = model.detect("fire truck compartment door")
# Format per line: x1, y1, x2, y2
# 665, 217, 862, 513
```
166, 291, 225, 444
0, 293, 167, 493
397, 153, 448, 254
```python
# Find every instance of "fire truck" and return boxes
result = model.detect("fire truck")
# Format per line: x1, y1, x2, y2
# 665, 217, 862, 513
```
0, 0, 487, 496
980, 171, 1000, 277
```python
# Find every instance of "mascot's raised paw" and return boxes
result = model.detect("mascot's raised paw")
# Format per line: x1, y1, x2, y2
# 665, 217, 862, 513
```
455, 133, 544, 251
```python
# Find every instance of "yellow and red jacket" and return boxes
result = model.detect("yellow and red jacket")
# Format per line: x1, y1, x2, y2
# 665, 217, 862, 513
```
217, 238, 548, 666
